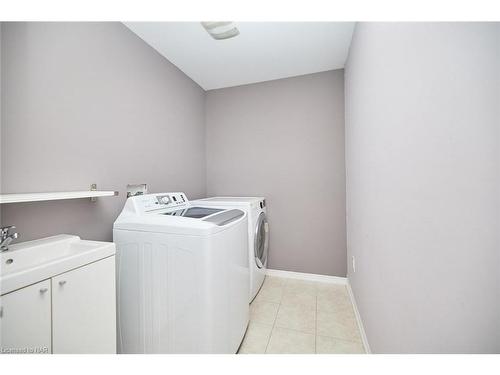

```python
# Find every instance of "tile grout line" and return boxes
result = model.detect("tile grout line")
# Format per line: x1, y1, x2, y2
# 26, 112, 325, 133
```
281, 278, 318, 354
263, 277, 284, 353
275, 278, 318, 354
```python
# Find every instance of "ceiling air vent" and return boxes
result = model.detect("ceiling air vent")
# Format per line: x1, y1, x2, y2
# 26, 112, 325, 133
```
201, 22, 240, 40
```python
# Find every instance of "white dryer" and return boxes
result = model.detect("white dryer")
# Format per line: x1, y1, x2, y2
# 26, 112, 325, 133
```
113, 192, 249, 354
193, 197, 269, 302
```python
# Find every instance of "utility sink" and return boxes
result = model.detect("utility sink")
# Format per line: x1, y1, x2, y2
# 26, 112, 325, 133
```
0, 234, 115, 295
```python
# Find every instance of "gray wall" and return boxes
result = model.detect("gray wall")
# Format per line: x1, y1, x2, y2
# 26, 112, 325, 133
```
1, 22, 206, 241
206, 71, 346, 277
345, 23, 500, 353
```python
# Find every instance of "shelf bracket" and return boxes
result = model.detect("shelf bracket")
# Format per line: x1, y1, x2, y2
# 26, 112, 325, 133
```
90, 184, 97, 202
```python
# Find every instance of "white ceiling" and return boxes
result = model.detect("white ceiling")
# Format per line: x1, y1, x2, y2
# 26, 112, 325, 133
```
125, 22, 355, 90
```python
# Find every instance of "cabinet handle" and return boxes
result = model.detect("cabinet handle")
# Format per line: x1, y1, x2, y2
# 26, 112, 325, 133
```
59, 280, 66, 286
0, 306, 3, 318
39, 288, 49, 294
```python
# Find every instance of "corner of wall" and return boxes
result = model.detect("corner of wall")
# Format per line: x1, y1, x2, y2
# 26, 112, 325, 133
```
203, 88, 209, 198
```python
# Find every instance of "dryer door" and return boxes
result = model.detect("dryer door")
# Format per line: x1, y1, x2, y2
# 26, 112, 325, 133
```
254, 212, 269, 269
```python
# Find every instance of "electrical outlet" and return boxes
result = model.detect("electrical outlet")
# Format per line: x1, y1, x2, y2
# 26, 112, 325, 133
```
352, 256, 356, 273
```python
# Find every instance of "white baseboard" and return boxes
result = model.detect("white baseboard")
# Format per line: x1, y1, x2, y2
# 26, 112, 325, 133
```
346, 279, 371, 354
266, 268, 347, 285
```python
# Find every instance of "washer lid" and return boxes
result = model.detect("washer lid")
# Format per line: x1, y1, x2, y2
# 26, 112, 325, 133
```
162, 207, 224, 218
113, 210, 245, 236
114, 193, 246, 236
203, 209, 245, 226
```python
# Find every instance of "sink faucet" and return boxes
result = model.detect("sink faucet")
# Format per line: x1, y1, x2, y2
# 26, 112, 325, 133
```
1, 226, 18, 251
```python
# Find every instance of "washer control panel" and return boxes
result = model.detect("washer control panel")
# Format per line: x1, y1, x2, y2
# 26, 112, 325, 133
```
135, 192, 188, 212
155, 193, 186, 206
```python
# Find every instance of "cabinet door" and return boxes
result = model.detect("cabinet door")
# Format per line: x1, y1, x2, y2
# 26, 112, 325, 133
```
0, 280, 51, 354
52, 256, 116, 354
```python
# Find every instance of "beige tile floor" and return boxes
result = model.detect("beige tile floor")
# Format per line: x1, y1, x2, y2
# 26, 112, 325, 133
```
238, 276, 366, 354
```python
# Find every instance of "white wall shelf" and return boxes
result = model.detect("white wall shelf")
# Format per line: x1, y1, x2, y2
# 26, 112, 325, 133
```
0, 190, 118, 204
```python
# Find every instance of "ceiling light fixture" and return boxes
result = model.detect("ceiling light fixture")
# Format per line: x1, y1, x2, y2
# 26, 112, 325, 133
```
201, 22, 240, 40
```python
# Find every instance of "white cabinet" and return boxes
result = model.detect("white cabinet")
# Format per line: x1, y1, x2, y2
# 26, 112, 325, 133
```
52, 256, 116, 353
0, 280, 52, 354
0, 256, 116, 354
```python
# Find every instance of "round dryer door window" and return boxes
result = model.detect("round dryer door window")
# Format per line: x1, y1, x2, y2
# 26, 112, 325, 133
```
254, 212, 269, 269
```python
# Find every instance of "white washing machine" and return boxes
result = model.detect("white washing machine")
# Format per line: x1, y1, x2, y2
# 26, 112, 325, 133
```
193, 197, 269, 302
113, 192, 249, 354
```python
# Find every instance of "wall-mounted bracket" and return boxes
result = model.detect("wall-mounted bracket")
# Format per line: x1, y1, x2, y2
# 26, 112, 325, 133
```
90, 184, 98, 202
